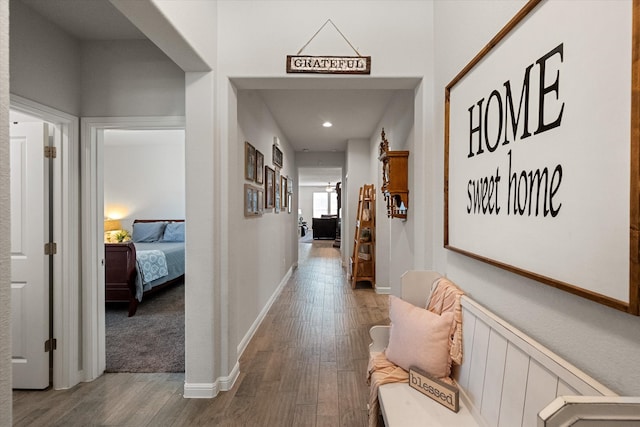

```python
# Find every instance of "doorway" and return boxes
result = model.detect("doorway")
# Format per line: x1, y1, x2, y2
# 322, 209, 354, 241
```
102, 128, 186, 373
81, 116, 186, 380
297, 167, 343, 245
10, 114, 52, 389
9, 96, 80, 390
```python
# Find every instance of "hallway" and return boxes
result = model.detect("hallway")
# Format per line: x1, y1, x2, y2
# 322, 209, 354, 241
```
12, 241, 389, 426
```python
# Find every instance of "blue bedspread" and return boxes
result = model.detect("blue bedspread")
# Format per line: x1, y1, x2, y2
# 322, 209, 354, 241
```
134, 242, 185, 301
136, 250, 168, 283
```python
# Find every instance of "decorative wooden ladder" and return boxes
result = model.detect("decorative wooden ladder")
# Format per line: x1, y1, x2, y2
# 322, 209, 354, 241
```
350, 184, 376, 288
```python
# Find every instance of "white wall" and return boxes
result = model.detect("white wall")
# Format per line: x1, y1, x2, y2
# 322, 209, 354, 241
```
367, 91, 415, 293
103, 129, 185, 229
298, 186, 311, 226
9, 0, 81, 115
233, 89, 297, 353
8, 4, 185, 131
345, 138, 371, 271
216, 1, 431, 77
81, 40, 185, 117
296, 151, 346, 170
298, 186, 322, 225
184, 72, 220, 393
0, 0, 10, 423
132, 0, 220, 394
151, 0, 217, 69
433, 0, 640, 396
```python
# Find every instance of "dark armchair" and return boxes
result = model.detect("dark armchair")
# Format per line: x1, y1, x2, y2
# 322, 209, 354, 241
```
312, 217, 337, 239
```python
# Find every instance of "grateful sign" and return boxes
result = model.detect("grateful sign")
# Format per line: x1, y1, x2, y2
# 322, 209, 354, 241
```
286, 55, 371, 75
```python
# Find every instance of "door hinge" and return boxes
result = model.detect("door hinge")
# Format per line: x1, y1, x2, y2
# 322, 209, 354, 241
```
44, 242, 57, 255
44, 338, 57, 352
44, 146, 57, 159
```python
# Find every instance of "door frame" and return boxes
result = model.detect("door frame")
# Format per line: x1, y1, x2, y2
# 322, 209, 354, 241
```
10, 94, 80, 390
80, 116, 185, 380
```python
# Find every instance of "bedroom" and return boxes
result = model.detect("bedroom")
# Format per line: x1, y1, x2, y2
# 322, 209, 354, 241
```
103, 128, 185, 372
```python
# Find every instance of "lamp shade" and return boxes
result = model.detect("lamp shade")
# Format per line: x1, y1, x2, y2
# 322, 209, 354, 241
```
104, 219, 122, 232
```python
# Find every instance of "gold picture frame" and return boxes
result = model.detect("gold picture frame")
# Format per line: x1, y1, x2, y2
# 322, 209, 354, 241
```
280, 175, 288, 209
245, 141, 256, 181
265, 166, 275, 209
255, 149, 264, 184
244, 184, 262, 217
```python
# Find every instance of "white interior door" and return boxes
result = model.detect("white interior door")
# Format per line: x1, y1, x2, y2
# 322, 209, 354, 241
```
10, 121, 50, 389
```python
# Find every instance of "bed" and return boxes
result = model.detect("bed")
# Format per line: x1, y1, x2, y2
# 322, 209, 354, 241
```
104, 219, 185, 316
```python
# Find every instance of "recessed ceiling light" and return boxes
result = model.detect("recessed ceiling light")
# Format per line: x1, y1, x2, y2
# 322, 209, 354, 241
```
323, 121, 333, 128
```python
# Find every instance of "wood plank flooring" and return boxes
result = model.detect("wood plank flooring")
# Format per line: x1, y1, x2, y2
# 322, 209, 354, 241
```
12, 240, 389, 426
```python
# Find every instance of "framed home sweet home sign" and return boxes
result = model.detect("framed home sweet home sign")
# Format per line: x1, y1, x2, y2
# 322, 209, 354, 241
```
444, 0, 640, 314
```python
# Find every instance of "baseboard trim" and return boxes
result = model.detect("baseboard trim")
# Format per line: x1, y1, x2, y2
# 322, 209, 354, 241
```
375, 286, 391, 295
219, 361, 240, 392
183, 381, 218, 399
183, 361, 239, 399
185, 266, 292, 398
236, 266, 293, 357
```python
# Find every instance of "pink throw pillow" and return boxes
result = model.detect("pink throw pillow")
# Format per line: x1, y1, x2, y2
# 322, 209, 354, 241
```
385, 295, 454, 379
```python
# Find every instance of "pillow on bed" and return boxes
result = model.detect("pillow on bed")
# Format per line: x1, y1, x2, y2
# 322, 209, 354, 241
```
132, 221, 166, 243
162, 222, 185, 242
385, 295, 454, 379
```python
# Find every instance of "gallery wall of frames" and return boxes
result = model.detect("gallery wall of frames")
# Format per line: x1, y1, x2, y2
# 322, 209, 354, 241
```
244, 139, 293, 218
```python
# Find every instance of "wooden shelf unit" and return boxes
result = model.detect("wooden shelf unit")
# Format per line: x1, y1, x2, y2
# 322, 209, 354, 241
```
350, 184, 376, 288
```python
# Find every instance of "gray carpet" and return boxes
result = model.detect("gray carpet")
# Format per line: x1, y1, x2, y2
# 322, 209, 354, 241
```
105, 282, 185, 373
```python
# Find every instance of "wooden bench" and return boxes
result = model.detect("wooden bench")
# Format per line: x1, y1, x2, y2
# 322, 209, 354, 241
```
370, 271, 640, 426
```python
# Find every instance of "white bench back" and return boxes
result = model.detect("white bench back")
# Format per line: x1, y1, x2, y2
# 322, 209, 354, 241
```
455, 295, 616, 427
395, 271, 636, 427
375, 271, 633, 427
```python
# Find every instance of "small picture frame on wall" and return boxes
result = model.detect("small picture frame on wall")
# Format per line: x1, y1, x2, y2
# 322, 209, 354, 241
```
244, 184, 261, 217
275, 168, 281, 213
245, 141, 256, 181
256, 188, 264, 215
255, 149, 264, 184
287, 176, 294, 194
252, 188, 258, 214
265, 166, 275, 209
281, 175, 288, 209
273, 144, 283, 168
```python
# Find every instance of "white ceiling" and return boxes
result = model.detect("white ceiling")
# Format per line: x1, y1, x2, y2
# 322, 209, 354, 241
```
17, 0, 415, 186
258, 89, 395, 153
